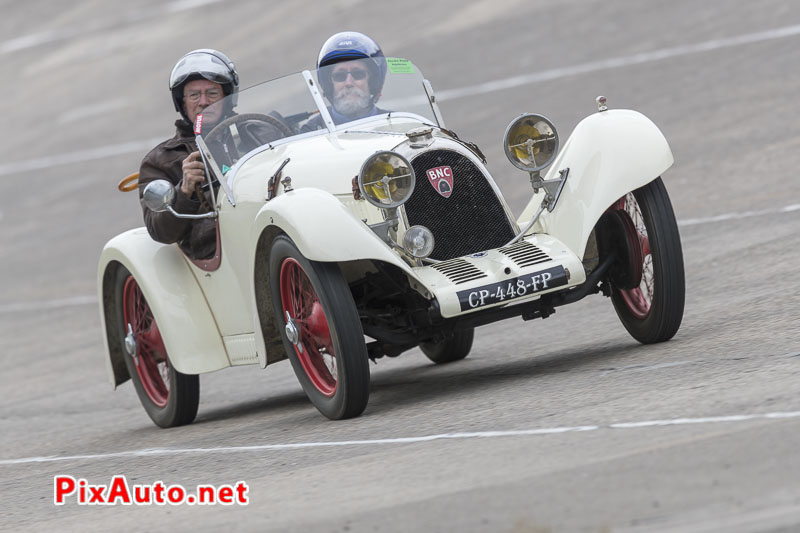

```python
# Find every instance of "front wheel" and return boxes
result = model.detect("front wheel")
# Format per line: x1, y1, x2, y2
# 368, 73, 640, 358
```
269, 236, 370, 420
601, 177, 685, 344
115, 267, 199, 428
420, 328, 474, 364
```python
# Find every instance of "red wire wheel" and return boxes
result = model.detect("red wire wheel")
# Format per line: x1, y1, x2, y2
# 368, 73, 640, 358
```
269, 235, 370, 420
114, 267, 198, 428
122, 276, 170, 407
279, 258, 338, 397
614, 193, 653, 319
606, 178, 685, 344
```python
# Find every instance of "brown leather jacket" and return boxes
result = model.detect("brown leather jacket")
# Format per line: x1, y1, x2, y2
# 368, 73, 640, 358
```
138, 119, 216, 259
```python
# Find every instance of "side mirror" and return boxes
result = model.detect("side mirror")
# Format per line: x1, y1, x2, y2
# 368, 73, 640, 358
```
142, 180, 175, 213
503, 114, 559, 172
141, 179, 218, 220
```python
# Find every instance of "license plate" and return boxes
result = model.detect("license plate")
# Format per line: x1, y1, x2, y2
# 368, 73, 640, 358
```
457, 266, 568, 311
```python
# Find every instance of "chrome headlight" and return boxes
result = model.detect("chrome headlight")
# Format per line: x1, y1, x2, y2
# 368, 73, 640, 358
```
503, 114, 559, 172
403, 225, 435, 258
358, 151, 415, 209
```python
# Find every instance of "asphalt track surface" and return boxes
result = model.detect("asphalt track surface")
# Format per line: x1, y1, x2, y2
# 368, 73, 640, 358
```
2, 1, 800, 531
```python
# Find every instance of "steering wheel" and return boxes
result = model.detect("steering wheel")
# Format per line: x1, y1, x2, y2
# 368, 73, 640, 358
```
204, 113, 294, 146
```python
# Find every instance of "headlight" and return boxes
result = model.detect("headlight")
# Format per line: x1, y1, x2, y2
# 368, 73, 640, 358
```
403, 225, 435, 258
358, 151, 415, 209
503, 114, 559, 172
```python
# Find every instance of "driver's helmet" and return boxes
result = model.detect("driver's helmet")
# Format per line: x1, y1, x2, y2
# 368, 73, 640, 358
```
169, 49, 239, 123
317, 31, 386, 104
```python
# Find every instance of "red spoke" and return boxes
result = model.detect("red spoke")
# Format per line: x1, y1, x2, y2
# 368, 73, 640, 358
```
634, 289, 647, 308
639, 233, 651, 257
292, 267, 303, 317
133, 291, 143, 330
297, 320, 333, 350
138, 302, 150, 333
613, 194, 653, 320
300, 276, 313, 317
279, 257, 337, 397
122, 276, 170, 408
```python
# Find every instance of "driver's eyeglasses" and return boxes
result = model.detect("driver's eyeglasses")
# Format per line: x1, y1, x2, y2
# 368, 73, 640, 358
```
184, 89, 223, 103
331, 69, 368, 82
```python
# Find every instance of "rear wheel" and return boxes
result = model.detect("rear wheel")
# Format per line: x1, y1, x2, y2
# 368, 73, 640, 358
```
420, 328, 474, 364
602, 177, 685, 343
115, 267, 199, 428
269, 236, 370, 420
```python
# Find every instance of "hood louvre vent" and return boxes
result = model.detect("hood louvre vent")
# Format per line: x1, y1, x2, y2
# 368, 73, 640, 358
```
430, 258, 487, 284
498, 240, 551, 268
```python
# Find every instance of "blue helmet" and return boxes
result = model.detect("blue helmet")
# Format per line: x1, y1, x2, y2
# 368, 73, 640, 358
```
317, 32, 387, 101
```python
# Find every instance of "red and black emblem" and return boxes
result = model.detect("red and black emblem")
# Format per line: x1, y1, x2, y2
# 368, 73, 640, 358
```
426, 166, 454, 198
194, 113, 204, 135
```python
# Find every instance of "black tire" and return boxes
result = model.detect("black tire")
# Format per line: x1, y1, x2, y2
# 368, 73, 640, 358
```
605, 177, 685, 343
420, 328, 475, 364
114, 267, 199, 428
269, 235, 370, 420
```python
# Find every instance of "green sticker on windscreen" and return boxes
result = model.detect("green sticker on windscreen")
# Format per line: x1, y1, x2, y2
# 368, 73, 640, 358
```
222, 164, 231, 174
386, 58, 414, 74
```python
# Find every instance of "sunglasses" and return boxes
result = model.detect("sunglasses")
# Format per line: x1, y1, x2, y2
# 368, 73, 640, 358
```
331, 69, 368, 82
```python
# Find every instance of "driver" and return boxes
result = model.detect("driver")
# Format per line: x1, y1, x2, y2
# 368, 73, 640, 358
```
303, 31, 388, 131
138, 48, 239, 259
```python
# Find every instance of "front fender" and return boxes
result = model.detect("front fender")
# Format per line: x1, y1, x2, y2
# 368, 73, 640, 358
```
98, 228, 230, 388
517, 109, 674, 259
252, 188, 414, 264
248, 188, 422, 367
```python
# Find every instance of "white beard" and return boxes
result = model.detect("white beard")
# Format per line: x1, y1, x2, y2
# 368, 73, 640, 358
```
333, 86, 372, 117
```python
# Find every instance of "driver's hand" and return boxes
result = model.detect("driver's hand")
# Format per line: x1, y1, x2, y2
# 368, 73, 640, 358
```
180, 151, 206, 196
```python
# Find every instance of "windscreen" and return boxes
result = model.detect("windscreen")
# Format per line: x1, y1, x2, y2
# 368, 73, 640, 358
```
196, 59, 437, 174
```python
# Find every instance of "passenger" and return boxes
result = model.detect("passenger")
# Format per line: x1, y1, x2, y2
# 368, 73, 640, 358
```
303, 31, 388, 131
138, 49, 239, 259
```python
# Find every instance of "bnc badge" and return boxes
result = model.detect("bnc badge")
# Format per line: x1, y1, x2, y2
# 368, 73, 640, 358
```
426, 166, 453, 198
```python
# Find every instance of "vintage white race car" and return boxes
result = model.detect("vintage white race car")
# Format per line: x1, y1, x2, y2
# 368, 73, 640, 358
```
99, 58, 685, 427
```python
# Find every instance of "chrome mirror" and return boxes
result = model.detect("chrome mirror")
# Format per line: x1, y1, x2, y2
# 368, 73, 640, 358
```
141, 179, 217, 220
142, 180, 175, 213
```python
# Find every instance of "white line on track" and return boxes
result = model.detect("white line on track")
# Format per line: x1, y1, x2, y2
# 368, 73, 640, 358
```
0, 0, 226, 54
435, 23, 800, 102
2, 411, 798, 466
678, 204, 800, 226
0, 295, 97, 314
4, 22, 800, 177
0, 137, 163, 177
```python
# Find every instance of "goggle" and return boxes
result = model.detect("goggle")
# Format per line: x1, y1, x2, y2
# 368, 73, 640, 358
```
331, 69, 368, 82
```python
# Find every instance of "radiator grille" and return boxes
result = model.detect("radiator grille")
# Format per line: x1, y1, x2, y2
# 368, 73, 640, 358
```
405, 149, 516, 261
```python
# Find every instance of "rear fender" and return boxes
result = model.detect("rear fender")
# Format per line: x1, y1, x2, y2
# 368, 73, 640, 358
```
248, 188, 420, 367
517, 109, 674, 259
98, 228, 230, 388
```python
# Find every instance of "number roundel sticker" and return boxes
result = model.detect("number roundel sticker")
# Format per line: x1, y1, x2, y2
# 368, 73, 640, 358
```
426, 166, 453, 198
